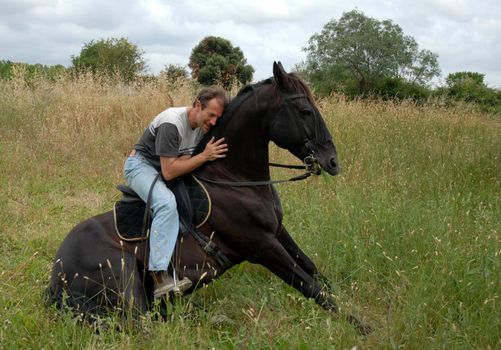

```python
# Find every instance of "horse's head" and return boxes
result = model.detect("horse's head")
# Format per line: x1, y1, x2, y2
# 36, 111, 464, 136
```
268, 62, 339, 176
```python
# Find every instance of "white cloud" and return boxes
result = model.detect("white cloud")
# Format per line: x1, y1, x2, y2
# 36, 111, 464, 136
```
1, 0, 500, 87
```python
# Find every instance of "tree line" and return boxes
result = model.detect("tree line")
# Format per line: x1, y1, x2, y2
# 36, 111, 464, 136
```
1, 36, 254, 89
2, 10, 499, 114
298, 10, 500, 113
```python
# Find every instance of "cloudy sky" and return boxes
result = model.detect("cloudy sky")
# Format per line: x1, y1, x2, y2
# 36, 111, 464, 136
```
1, 0, 500, 87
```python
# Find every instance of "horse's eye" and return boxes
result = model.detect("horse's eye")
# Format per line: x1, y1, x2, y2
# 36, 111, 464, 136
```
301, 109, 314, 118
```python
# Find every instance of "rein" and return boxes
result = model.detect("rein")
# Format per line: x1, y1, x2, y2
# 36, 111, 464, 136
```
194, 156, 320, 187
269, 154, 321, 175
268, 162, 305, 170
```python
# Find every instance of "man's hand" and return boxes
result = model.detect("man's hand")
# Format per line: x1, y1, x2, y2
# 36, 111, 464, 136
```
203, 137, 228, 161
160, 137, 228, 180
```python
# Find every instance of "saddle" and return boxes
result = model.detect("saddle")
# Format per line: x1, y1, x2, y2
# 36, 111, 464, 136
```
113, 175, 211, 242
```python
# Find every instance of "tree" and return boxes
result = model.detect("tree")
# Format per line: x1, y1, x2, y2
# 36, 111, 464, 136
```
444, 71, 501, 113
302, 10, 440, 97
160, 64, 188, 84
71, 38, 146, 81
188, 36, 254, 88
445, 72, 489, 104
446, 71, 485, 88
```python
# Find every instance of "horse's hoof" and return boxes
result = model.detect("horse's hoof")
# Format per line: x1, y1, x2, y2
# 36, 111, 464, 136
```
356, 323, 374, 335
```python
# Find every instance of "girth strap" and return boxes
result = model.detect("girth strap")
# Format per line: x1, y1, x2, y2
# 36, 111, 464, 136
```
189, 229, 233, 270
142, 173, 161, 237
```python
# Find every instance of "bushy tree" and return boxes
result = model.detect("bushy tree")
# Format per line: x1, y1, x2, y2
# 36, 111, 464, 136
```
446, 72, 486, 94
444, 71, 501, 113
160, 64, 188, 84
302, 10, 440, 97
71, 38, 146, 81
188, 36, 254, 88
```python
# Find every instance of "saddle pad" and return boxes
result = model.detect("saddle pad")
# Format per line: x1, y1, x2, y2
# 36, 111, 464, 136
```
113, 175, 211, 242
185, 175, 211, 228
113, 200, 151, 241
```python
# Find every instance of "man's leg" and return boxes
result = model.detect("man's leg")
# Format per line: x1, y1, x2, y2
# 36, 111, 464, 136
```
124, 153, 178, 270
123, 154, 191, 296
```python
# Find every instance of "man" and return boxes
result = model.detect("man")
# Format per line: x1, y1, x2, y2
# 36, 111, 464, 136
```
123, 86, 229, 298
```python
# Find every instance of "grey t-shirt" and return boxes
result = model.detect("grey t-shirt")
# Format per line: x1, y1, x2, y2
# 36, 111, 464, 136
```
134, 107, 203, 171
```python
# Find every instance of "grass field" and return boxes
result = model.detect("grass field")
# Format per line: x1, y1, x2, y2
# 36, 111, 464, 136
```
1, 74, 499, 349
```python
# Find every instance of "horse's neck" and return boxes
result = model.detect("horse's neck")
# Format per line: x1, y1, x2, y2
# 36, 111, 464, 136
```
209, 91, 276, 181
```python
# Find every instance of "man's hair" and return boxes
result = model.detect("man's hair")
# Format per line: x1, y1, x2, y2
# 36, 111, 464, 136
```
193, 86, 229, 109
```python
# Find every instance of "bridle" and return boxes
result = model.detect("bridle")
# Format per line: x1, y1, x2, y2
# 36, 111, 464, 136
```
195, 90, 322, 187
281, 92, 323, 161
270, 91, 322, 174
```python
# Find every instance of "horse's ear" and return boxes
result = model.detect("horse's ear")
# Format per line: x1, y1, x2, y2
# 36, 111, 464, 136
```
273, 61, 288, 88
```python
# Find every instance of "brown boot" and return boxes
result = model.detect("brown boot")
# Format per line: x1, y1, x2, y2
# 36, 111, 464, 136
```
151, 271, 192, 298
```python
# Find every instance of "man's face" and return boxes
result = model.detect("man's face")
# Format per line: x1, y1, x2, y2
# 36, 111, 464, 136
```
194, 98, 224, 133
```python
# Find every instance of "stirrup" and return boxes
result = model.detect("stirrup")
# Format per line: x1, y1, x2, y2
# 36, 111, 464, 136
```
152, 272, 192, 298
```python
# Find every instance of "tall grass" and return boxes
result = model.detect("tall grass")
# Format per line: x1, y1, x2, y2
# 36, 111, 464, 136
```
1, 74, 499, 349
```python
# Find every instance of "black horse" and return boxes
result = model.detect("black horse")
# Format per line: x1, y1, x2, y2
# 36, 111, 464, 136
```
49, 62, 372, 334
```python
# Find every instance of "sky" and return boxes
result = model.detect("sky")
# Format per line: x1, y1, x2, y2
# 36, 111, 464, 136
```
1, 0, 500, 88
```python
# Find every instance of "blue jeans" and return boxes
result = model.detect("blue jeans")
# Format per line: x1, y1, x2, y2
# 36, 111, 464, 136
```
123, 153, 179, 271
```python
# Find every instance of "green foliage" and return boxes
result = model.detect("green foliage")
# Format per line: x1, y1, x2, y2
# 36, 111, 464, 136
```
0, 60, 13, 79
442, 71, 501, 114
189, 36, 254, 88
373, 77, 432, 102
160, 63, 188, 84
0, 59, 67, 82
447, 71, 485, 86
71, 37, 146, 81
302, 10, 440, 98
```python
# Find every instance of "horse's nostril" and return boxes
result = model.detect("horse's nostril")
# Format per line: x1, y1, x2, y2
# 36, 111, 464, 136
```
329, 157, 337, 169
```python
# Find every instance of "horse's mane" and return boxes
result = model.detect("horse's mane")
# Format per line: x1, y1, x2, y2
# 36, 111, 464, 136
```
193, 78, 273, 155
193, 73, 315, 156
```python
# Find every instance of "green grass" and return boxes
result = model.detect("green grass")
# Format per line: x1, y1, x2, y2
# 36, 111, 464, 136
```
1, 76, 499, 349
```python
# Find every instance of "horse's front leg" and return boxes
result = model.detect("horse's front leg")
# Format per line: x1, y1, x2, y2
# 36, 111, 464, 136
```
254, 237, 373, 335
277, 225, 332, 290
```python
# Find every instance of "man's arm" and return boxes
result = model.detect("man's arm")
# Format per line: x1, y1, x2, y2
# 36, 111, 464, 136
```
160, 137, 227, 181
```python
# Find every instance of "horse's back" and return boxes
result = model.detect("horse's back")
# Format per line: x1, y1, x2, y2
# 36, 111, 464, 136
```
52, 211, 115, 270
48, 211, 148, 314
